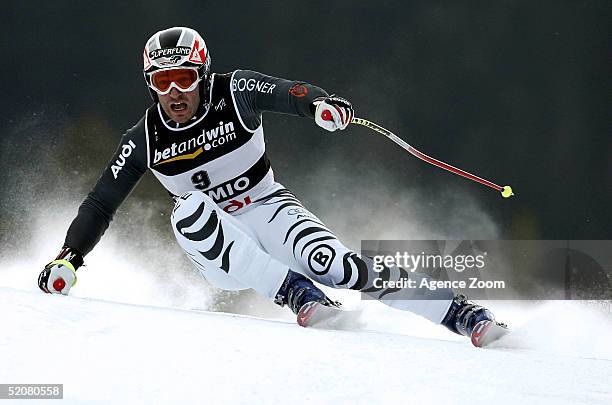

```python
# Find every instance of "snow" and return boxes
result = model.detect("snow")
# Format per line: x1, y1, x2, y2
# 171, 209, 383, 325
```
1, 287, 611, 405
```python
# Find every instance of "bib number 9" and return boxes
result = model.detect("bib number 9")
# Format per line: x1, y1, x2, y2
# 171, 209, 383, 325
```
191, 170, 211, 190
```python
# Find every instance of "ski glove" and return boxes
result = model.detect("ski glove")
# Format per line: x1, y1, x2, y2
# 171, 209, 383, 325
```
38, 260, 77, 295
38, 247, 83, 295
313, 96, 354, 132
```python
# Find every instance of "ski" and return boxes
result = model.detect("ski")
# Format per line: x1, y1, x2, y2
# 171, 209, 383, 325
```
297, 301, 362, 330
470, 320, 510, 347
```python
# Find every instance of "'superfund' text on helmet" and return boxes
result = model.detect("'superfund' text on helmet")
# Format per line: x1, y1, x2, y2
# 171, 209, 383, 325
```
143, 27, 212, 102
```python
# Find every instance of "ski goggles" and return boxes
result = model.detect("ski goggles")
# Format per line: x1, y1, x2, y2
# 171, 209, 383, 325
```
148, 68, 201, 95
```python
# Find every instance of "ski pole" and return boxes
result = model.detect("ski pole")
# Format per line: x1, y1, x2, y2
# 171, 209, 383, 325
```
321, 111, 514, 198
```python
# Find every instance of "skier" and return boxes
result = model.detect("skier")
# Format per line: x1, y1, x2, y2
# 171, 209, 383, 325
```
38, 27, 503, 344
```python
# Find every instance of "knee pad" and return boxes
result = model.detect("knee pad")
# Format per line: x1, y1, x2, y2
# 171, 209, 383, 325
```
171, 191, 232, 267
171, 191, 247, 290
171, 191, 287, 298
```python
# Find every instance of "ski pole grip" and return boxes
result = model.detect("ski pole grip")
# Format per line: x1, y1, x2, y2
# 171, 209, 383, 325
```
53, 277, 66, 291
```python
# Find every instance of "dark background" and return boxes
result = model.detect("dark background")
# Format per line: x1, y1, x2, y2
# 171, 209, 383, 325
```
1, 1, 610, 258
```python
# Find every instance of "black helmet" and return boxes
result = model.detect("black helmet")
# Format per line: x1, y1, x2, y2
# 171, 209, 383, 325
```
143, 27, 212, 103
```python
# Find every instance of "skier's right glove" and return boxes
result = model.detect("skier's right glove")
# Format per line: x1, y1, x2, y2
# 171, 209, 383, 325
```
38, 248, 83, 295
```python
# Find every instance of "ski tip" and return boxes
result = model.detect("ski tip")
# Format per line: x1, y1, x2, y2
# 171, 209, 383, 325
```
471, 320, 510, 348
297, 301, 319, 327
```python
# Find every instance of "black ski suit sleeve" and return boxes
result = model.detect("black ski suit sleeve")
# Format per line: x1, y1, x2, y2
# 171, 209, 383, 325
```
64, 117, 148, 257
230, 69, 329, 130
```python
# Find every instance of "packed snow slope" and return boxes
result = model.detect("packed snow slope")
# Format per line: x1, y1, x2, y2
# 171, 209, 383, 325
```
1, 288, 611, 405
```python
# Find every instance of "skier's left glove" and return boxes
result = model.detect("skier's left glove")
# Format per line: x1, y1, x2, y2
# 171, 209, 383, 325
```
313, 96, 354, 132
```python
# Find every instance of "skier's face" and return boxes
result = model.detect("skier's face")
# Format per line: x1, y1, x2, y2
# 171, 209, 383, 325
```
158, 85, 201, 124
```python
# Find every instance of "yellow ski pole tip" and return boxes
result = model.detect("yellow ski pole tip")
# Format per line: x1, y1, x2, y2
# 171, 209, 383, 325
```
501, 186, 514, 198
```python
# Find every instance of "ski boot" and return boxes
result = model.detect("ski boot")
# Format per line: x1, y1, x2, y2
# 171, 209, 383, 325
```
274, 270, 340, 327
441, 294, 509, 347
